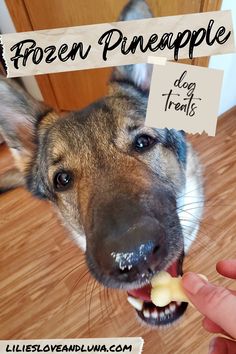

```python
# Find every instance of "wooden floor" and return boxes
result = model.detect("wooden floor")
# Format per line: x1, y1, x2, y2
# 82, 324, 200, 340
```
1, 107, 236, 354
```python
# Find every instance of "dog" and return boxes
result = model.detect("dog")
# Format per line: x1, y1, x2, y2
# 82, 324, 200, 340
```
0, 0, 203, 327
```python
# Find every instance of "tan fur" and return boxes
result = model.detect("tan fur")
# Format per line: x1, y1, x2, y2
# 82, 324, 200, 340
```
0, 167, 25, 193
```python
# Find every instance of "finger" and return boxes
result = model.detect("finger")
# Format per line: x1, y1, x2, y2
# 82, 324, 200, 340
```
203, 318, 233, 338
209, 337, 236, 354
182, 273, 236, 338
203, 317, 224, 334
216, 260, 236, 279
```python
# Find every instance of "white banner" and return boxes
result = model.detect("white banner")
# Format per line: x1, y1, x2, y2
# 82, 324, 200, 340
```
0, 338, 144, 354
0, 10, 235, 78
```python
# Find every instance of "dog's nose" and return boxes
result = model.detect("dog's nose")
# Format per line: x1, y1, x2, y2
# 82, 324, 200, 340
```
89, 197, 168, 283
104, 218, 167, 282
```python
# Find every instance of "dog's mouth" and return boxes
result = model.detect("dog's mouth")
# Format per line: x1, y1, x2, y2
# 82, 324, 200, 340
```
127, 256, 188, 327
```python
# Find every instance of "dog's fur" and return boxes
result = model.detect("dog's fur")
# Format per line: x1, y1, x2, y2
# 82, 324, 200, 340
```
0, 0, 203, 314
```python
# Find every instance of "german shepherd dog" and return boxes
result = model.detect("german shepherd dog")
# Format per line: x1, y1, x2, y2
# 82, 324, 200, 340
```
0, 0, 203, 327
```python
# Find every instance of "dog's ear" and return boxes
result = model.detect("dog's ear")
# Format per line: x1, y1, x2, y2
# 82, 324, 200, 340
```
0, 76, 57, 171
111, 0, 153, 91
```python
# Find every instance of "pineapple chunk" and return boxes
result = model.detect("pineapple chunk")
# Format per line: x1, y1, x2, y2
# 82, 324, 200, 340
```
151, 271, 188, 307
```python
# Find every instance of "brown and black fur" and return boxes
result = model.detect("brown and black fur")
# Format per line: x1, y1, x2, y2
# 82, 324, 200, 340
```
0, 0, 203, 327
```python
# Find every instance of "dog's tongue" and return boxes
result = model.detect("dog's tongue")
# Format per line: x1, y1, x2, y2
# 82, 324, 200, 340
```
128, 261, 179, 301
128, 284, 151, 301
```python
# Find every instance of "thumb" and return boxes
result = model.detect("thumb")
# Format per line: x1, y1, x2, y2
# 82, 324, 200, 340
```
209, 337, 236, 354
182, 272, 236, 339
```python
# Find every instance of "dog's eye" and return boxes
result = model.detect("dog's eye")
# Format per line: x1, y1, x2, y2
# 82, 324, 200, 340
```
134, 134, 157, 152
53, 171, 72, 191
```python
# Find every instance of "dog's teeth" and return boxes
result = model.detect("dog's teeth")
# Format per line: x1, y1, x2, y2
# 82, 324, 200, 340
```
151, 310, 158, 319
177, 301, 181, 306
165, 308, 170, 316
159, 311, 165, 319
169, 304, 176, 313
127, 296, 143, 311
143, 309, 150, 318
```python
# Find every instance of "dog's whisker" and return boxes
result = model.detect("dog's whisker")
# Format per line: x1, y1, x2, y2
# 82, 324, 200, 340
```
84, 272, 94, 308
181, 219, 226, 254
103, 287, 111, 314
177, 200, 205, 211
107, 289, 127, 331
182, 234, 214, 257
34, 261, 88, 335
181, 225, 213, 246
36, 259, 87, 306
180, 202, 236, 212
107, 288, 120, 311
180, 220, 216, 241
103, 288, 116, 326
177, 185, 204, 199
180, 210, 227, 234
36, 267, 89, 335
62, 268, 90, 320
87, 278, 97, 336
178, 197, 236, 209
98, 287, 110, 324
101, 287, 115, 323
96, 287, 117, 333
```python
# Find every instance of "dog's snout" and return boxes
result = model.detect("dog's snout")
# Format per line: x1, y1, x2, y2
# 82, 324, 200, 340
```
88, 196, 169, 284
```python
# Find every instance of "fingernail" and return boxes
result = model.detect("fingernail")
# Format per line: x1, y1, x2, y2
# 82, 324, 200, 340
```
198, 273, 208, 282
182, 272, 207, 295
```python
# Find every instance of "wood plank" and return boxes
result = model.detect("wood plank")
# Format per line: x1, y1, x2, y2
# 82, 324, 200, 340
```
0, 106, 236, 353
194, 0, 223, 67
200, 0, 222, 12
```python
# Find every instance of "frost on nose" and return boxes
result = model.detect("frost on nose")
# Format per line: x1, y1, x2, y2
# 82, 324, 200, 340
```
111, 241, 154, 271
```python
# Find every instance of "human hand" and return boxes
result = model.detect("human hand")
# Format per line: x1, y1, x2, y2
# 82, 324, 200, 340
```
182, 259, 236, 354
